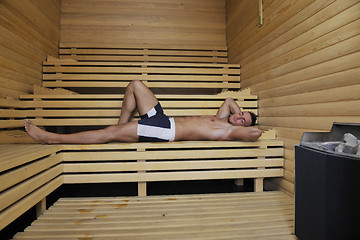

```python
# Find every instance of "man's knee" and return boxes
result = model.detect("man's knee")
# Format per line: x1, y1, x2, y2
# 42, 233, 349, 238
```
134, 80, 148, 92
128, 80, 143, 89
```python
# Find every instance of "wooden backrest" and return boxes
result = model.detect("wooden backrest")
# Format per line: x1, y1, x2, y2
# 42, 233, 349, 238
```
18, 89, 257, 127
1, 45, 242, 129
42, 59, 240, 90
0, 98, 26, 129
59, 43, 228, 63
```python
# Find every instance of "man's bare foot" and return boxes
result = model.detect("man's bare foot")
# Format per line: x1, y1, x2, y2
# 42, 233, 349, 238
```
24, 119, 54, 144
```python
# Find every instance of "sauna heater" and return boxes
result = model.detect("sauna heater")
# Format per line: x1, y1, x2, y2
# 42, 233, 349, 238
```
295, 122, 360, 240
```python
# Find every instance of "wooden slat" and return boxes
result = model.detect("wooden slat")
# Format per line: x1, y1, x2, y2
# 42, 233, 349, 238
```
60, 56, 228, 63
43, 61, 236, 67
0, 109, 27, 118
0, 153, 62, 192
54, 190, 289, 204
0, 176, 63, 231
13, 191, 295, 239
0, 165, 62, 212
60, 139, 283, 152
43, 81, 240, 89
0, 144, 62, 172
0, 98, 28, 128
61, 148, 284, 162
0, 130, 36, 144
63, 169, 283, 184
43, 66, 240, 75
60, 43, 227, 51
0, 98, 26, 108
63, 158, 284, 172
43, 74, 240, 82
41, 60, 240, 89
59, 48, 228, 57
0, 120, 24, 128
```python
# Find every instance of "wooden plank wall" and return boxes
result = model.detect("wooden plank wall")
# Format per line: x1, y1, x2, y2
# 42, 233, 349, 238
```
226, 0, 360, 195
61, 0, 226, 46
0, 0, 61, 99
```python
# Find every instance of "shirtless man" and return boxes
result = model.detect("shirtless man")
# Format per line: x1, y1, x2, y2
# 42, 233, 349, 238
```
24, 80, 262, 144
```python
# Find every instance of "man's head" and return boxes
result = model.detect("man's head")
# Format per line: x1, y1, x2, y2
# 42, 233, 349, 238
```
228, 111, 257, 127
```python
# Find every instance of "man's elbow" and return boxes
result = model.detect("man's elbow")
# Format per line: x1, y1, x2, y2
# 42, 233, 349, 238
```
249, 128, 262, 141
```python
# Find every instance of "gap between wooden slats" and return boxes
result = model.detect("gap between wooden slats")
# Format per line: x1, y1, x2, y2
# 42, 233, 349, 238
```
63, 169, 283, 184
63, 158, 284, 173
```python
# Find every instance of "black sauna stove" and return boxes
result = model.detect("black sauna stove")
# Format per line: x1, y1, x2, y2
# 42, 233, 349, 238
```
295, 122, 360, 240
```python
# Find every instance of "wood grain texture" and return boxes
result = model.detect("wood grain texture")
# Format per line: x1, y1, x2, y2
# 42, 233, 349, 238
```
226, 0, 360, 195
0, 144, 63, 231
0, 0, 61, 98
61, 0, 226, 47
13, 191, 295, 240
1, 89, 252, 129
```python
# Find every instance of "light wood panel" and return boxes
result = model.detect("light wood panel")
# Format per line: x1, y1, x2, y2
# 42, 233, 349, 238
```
61, 0, 226, 47
41, 60, 240, 90
0, 0, 61, 98
13, 90, 253, 129
60, 136, 283, 195
0, 144, 62, 172
13, 191, 295, 239
59, 43, 228, 63
226, 0, 360, 195
0, 144, 63, 231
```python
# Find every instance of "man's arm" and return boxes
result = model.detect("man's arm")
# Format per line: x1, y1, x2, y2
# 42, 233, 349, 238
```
222, 126, 262, 141
216, 97, 241, 119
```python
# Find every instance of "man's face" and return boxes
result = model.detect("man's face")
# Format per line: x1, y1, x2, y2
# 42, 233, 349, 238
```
228, 112, 252, 127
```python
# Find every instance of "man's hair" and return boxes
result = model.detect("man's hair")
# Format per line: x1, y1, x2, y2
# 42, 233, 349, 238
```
248, 111, 257, 126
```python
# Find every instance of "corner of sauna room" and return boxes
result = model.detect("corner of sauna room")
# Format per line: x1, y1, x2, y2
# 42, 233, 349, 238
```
1, 0, 359, 239
226, 0, 360, 196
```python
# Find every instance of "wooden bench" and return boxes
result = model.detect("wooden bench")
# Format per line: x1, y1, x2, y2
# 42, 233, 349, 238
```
0, 98, 27, 129
0, 44, 284, 233
16, 87, 282, 195
0, 144, 63, 230
1, 87, 284, 195
42, 59, 241, 90
2, 89, 253, 129
19, 89, 255, 126
59, 43, 228, 63
12, 192, 296, 239
0, 136, 283, 231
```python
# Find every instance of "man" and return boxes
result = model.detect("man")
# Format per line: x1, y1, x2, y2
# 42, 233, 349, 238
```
24, 80, 262, 144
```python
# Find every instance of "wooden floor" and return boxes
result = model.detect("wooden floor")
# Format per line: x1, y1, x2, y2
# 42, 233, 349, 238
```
13, 191, 296, 240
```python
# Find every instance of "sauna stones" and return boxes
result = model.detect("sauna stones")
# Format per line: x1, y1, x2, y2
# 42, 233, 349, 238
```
334, 133, 359, 155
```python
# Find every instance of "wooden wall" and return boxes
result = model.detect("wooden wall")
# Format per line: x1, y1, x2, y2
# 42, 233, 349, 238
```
61, 0, 226, 46
226, 0, 360, 195
0, 0, 61, 99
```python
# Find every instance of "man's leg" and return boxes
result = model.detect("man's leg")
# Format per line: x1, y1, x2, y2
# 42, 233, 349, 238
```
118, 80, 159, 124
24, 119, 138, 144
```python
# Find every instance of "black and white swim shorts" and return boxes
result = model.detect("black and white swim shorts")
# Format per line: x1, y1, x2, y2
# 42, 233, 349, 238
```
137, 103, 175, 142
